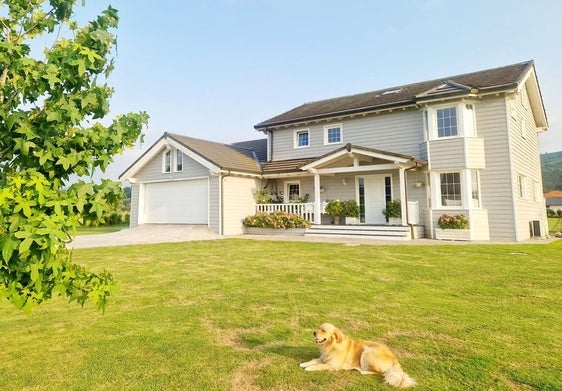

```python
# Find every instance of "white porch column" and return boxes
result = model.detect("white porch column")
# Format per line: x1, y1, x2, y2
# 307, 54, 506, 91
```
399, 167, 407, 225
313, 171, 322, 225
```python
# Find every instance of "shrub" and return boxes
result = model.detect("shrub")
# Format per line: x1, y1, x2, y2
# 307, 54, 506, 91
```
557, 209, 562, 218
325, 199, 359, 217
438, 214, 470, 229
382, 199, 401, 219
547, 208, 555, 218
242, 211, 311, 229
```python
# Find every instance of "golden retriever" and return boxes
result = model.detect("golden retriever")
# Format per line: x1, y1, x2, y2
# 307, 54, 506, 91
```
300, 323, 416, 388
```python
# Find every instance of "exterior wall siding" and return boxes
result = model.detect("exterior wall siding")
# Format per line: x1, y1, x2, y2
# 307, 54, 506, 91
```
507, 87, 548, 239
208, 176, 220, 234
476, 96, 516, 240
129, 183, 140, 227
271, 110, 424, 161
428, 138, 466, 169
222, 176, 260, 235
134, 148, 209, 182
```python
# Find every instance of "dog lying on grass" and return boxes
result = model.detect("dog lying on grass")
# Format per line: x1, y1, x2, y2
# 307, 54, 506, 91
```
300, 323, 416, 388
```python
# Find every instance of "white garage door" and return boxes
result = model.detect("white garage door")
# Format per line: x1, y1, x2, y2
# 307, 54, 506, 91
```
143, 179, 208, 224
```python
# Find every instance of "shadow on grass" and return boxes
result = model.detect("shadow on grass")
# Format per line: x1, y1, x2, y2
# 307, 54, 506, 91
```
263, 345, 317, 362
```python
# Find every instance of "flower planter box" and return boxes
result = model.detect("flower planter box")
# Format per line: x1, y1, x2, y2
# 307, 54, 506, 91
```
435, 228, 471, 241
388, 217, 402, 226
244, 227, 306, 236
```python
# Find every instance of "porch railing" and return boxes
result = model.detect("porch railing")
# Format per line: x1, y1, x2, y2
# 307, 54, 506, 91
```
255, 202, 319, 222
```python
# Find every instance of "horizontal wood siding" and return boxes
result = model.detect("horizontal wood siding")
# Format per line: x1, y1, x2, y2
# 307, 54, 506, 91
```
222, 177, 260, 235
271, 110, 424, 161
466, 138, 486, 169
130, 183, 139, 227
208, 176, 220, 234
476, 96, 515, 240
507, 87, 547, 240
135, 148, 209, 182
428, 138, 466, 169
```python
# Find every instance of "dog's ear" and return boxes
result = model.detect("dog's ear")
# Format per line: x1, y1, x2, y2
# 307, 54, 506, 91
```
333, 328, 343, 342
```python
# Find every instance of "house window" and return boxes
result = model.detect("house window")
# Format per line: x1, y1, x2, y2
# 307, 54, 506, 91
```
437, 107, 458, 138
175, 149, 183, 172
518, 175, 527, 199
385, 176, 392, 203
294, 129, 309, 148
533, 180, 541, 202
358, 178, 365, 223
285, 182, 300, 202
163, 150, 171, 173
471, 171, 481, 208
440, 172, 462, 207
324, 124, 342, 145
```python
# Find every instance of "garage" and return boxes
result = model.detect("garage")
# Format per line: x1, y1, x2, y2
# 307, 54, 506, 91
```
143, 179, 208, 224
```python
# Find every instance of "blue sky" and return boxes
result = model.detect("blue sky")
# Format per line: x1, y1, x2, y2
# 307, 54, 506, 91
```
75, 0, 562, 180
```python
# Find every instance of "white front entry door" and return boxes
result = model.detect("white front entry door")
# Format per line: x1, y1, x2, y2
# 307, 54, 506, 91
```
361, 175, 387, 224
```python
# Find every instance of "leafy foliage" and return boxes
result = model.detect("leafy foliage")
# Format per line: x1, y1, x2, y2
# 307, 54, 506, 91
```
0, 0, 148, 311
382, 199, 401, 219
242, 211, 311, 229
541, 151, 562, 192
325, 199, 359, 218
438, 214, 470, 229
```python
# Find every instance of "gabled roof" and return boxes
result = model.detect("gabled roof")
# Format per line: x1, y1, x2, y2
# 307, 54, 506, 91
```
119, 132, 264, 180
300, 143, 426, 171
255, 60, 548, 130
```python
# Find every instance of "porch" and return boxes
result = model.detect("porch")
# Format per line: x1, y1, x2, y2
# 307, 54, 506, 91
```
255, 202, 425, 240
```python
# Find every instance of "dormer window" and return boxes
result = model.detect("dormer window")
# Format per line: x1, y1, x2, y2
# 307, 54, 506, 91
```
176, 149, 183, 172
162, 148, 183, 173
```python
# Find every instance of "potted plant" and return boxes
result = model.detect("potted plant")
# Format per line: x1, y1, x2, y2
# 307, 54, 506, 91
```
382, 199, 402, 225
343, 200, 360, 224
325, 199, 360, 225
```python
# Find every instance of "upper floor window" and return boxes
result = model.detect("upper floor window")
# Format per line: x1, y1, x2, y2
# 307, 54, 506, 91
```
425, 103, 476, 140
163, 150, 172, 173
324, 124, 342, 145
175, 149, 183, 172
437, 107, 458, 138
518, 174, 527, 199
294, 129, 309, 148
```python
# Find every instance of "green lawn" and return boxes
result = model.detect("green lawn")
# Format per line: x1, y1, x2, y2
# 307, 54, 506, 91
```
75, 224, 128, 235
1, 239, 561, 390
548, 217, 562, 234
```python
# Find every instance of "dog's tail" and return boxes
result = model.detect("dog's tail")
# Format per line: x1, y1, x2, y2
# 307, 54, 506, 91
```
384, 365, 416, 388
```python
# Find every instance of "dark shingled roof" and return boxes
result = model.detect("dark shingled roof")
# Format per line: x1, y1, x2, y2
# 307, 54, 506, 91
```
255, 61, 534, 129
168, 133, 262, 174
231, 139, 268, 162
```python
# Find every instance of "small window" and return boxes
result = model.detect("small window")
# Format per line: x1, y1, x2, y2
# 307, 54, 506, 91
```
294, 130, 309, 148
440, 172, 462, 207
286, 182, 300, 202
517, 174, 526, 199
437, 107, 458, 138
163, 150, 171, 173
324, 125, 342, 145
175, 149, 183, 172
471, 171, 481, 208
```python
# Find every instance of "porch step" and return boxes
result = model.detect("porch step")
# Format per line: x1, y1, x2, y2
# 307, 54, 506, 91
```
305, 224, 413, 240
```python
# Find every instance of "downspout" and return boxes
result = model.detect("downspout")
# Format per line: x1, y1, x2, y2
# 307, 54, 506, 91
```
219, 170, 232, 236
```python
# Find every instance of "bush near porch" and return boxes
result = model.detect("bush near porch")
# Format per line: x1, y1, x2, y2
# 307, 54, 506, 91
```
1, 240, 560, 390
243, 211, 311, 229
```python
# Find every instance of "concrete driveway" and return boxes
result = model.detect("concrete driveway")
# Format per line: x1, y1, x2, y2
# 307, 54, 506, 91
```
71, 225, 219, 249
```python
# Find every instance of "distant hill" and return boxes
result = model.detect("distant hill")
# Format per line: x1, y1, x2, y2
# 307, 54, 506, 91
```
541, 151, 562, 193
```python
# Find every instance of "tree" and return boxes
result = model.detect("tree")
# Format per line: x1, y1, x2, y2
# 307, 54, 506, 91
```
0, 0, 148, 311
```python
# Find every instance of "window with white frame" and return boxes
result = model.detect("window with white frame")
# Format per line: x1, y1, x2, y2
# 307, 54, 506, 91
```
324, 124, 342, 145
437, 107, 458, 138
471, 171, 481, 208
440, 172, 462, 207
294, 129, 309, 148
517, 174, 527, 199
175, 149, 183, 172
285, 182, 300, 202
163, 149, 172, 173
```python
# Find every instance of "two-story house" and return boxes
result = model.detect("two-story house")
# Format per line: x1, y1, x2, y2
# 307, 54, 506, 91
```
120, 60, 548, 241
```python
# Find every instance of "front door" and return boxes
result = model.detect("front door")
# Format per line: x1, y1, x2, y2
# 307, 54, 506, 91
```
357, 175, 389, 224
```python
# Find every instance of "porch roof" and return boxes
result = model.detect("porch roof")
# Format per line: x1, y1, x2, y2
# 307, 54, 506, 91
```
300, 143, 426, 172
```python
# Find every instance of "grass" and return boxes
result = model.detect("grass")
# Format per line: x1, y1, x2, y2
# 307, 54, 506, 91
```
75, 224, 128, 235
548, 217, 562, 234
1, 239, 561, 390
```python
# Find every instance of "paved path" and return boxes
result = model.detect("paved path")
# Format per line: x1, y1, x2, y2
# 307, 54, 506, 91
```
71, 224, 554, 248
71, 225, 220, 249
